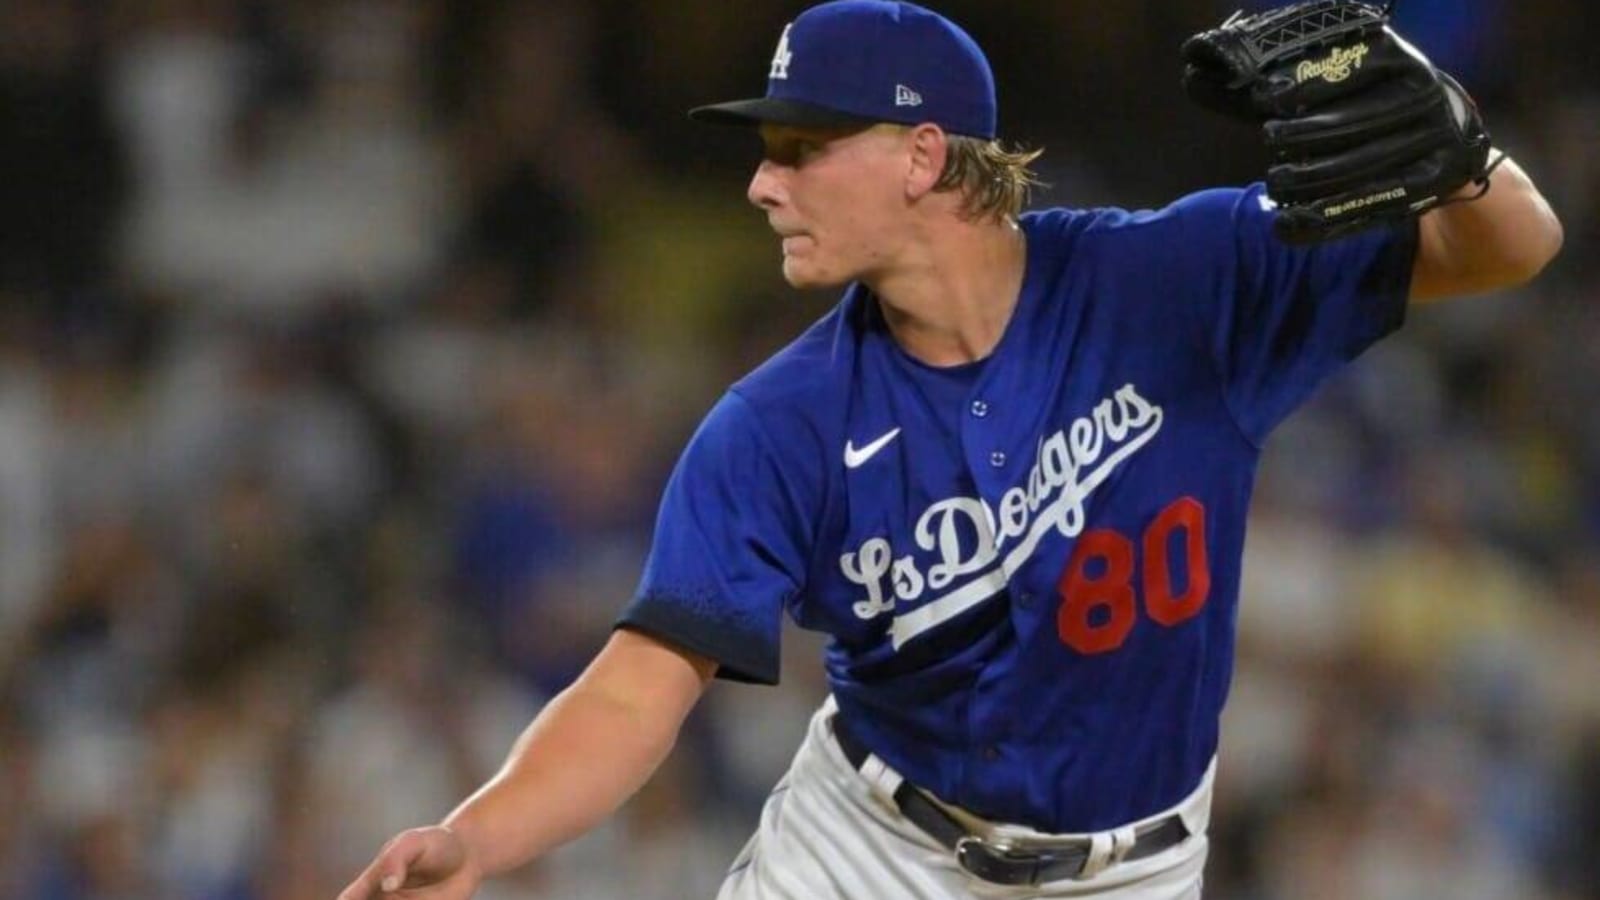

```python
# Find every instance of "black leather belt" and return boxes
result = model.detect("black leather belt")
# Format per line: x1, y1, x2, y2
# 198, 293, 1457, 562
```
831, 715, 1190, 887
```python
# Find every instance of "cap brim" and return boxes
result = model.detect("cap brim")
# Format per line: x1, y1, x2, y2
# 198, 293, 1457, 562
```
688, 97, 878, 129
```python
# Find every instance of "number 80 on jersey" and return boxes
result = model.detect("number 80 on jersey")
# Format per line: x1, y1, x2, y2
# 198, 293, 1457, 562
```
1056, 497, 1211, 655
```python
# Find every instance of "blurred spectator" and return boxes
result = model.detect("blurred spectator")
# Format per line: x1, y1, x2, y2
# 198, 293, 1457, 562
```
0, 0, 129, 298
301, 596, 540, 889
445, 330, 669, 692
115, 0, 450, 312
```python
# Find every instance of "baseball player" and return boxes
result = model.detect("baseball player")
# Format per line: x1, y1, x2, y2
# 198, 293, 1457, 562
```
339, 2, 1562, 898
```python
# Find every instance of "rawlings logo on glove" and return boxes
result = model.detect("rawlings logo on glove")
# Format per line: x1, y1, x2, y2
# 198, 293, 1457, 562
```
1295, 43, 1368, 83
1181, 0, 1501, 243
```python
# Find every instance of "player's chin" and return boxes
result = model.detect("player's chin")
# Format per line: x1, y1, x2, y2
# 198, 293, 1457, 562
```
780, 257, 848, 290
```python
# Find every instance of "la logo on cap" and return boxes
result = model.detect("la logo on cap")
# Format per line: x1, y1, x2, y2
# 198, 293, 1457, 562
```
770, 24, 794, 79
687, 3, 999, 141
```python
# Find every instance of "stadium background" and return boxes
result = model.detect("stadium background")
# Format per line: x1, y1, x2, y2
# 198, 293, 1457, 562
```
0, 0, 1596, 897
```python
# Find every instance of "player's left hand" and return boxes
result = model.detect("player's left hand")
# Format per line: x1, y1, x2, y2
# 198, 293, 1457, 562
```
1180, 0, 1497, 244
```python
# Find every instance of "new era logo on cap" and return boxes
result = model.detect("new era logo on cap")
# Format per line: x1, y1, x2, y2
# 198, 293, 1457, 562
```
689, 1, 998, 139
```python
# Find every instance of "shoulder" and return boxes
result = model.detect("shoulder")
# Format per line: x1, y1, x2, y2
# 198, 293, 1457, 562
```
664, 301, 856, 524
690, 291, 866, 480
1020, 185, 1282, 284
1021, 184, 1268, 246
729, 290, 862, 422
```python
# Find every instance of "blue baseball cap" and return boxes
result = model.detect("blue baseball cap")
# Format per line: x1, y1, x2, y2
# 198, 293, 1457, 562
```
690, 1, 998, 139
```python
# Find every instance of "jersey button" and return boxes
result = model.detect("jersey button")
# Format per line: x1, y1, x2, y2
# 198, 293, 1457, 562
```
1016, 591, 1034, 608
970, 400, 990, 418
982, 745, 1001, 762
989, 451, 1007, 468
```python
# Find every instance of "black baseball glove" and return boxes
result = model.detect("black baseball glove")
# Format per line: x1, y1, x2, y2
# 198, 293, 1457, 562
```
1181, 0, 1500, 243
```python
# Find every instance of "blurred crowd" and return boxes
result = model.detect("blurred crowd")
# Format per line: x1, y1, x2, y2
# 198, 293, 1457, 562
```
0, 0, 1595, 898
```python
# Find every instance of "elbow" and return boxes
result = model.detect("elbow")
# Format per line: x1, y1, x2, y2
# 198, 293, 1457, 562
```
1511, 205, 1565, 287
1523, 203, 1561, 280
1533, 210, 1565, 278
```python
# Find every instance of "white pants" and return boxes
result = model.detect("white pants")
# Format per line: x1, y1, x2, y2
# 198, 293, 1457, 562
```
718, 699, 1210, 900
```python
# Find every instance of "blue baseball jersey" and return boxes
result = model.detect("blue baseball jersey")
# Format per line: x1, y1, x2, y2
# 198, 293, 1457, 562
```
619, 184, 1417, 832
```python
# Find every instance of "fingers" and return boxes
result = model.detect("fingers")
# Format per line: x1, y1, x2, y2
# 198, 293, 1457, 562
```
336, 831, 429, 900
335, 862, 396, 900
383, 833, 430, 891
335, 865, 382, 900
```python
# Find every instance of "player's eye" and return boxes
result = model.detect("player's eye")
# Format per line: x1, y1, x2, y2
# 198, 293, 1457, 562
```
762, 137, 823, 168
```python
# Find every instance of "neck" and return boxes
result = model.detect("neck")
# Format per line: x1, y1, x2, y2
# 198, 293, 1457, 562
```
867, 216, 1027, 367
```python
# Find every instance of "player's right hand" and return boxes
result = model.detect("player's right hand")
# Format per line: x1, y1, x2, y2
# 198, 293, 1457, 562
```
337, 825, 482, 900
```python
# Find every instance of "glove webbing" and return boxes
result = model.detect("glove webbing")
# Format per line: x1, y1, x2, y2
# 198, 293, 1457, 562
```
1219, 1, 1389, 79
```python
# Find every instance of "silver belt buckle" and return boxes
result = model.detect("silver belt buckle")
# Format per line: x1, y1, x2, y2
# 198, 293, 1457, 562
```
955, 835, 1051, 887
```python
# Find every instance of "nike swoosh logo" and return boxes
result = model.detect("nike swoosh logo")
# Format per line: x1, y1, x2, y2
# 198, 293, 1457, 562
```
844, 428, 902, 469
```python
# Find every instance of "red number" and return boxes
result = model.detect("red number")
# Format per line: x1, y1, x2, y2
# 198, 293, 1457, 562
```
1144, 497, 1211, 627
1055, 497, 1212, 654
1056, 529, 1137, 654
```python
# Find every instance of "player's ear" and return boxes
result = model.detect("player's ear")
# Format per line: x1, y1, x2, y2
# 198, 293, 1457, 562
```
904, 124, 948, 201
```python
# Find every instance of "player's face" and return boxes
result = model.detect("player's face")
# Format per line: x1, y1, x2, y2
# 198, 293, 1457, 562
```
748, 123, 913, 289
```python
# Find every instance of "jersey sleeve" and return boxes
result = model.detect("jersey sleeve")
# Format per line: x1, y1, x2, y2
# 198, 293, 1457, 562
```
1172, 184, 1419, 444
615, 390, 812, 684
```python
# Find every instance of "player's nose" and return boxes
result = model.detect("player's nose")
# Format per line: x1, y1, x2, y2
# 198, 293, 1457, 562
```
747, 159, 786, 211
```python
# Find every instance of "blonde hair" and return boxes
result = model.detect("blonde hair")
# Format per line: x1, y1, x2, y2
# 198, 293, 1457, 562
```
932, 136, 1045, 222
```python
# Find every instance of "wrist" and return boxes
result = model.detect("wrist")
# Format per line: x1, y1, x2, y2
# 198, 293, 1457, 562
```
437, 814, 493, 876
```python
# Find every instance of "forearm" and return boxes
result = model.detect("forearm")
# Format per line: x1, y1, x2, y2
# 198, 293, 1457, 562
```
439, 631, 715, 876
1412, 152, 1564, 302
438, 684, 672, 874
